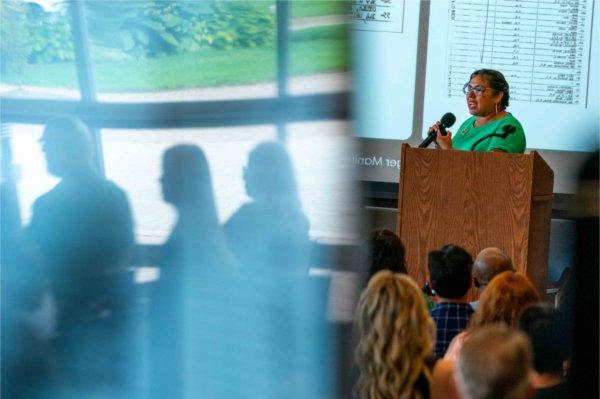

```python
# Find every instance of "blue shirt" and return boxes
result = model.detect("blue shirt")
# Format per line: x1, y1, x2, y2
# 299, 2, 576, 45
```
430, 302, 474, 358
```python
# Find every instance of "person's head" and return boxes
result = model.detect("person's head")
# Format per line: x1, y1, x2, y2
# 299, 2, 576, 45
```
355, 270, 435, 399
473, 247, 513, 291
463, 69, 510, 118
161, 144, 217, 221
470, 271, 540, 329
428, 244, 473, 300
41, 116, 94, 177
364, 229, 407, 278
243, 141, 299, 203
455, 324, 532, 399
518, 304, 570, 376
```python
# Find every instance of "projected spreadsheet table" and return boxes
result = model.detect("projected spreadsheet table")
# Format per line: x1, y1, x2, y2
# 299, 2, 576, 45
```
351, 0, 405, 33
446, 0, 592, 105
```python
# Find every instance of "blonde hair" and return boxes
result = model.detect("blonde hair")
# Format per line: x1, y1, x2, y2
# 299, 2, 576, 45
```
470, 271, 540, 329
355, 271, 435, 399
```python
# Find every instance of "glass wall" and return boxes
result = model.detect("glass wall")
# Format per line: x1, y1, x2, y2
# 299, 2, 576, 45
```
83, 1, 278, 102
1, 1, 356, 398
102, 125, 277, 243
288, 1, 351, 95
0, 1, 80, 99
7, 124, 59, 223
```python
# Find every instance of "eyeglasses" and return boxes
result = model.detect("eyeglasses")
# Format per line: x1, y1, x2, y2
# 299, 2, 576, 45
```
462, 83, 488, 96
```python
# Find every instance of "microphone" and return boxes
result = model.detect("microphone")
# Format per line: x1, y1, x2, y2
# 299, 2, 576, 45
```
418, 112, 456, 148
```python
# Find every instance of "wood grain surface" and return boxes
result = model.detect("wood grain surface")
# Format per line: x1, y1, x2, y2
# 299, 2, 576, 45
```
397, 145, 553, 299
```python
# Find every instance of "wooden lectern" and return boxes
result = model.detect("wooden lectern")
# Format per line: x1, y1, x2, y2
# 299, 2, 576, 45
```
396, 145, 554, 299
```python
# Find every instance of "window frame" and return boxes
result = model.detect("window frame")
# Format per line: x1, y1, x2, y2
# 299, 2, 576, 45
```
0, 0, 351, 242
0, 1, 350, 176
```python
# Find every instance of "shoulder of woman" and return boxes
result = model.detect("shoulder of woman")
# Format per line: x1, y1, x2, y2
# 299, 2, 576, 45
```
430, 359, 461, 399
224, 203, 254, 226
444, 331, 468, 362
432, 359, 454, 379
504, 113, 524, 128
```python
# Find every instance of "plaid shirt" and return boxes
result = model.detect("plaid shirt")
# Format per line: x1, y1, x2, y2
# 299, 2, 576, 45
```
430, 302, 474, 358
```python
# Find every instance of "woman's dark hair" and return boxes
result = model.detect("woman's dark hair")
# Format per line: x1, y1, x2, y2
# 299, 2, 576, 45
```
163, 144, 219, 226
471, 69, 510, 109
365, 229, 407, 278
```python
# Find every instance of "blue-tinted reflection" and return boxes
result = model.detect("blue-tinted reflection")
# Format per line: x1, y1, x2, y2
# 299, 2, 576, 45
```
3, 116, 136, 398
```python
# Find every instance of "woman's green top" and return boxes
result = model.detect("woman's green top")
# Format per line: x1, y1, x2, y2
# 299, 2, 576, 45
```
451, 113, 526, 153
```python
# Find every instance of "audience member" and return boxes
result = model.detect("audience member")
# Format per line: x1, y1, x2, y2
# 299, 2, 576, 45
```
428, 244, 474, 358
151, 144, 235, 398
561, 150, 599, 399
454, 324, 532, 399
471, 247, 513, 309
363, 228, 407, 278
1, 179, 59, 398
158, 144, 229, 267
355, 270, 437, 399
445, 271, 540, 361
24, 116, 135, 396
224, 142, 319, 397
336, 227, 409, 399
518, 304, 570, 399
224, 141, 310, 273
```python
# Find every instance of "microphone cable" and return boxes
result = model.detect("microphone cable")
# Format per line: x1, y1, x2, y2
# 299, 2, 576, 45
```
469, 124, 517, 151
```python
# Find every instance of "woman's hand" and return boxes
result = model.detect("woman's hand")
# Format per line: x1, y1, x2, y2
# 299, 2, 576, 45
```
429, 123, 453, 149
436, 130, 452, 149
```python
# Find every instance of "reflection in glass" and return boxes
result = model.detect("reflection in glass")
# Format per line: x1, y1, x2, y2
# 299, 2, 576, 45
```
0, 1, 79, 100
83, 1, 278, 102
101, 126, 276, 243
287, 120, 359, 243
8, 124, 60, 224
101, 122, 359, 245
288, 1, 351, 95
21, 116, 136, 398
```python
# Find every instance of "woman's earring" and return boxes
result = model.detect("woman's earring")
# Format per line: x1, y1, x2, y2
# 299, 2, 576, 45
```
494, 102, 499, 115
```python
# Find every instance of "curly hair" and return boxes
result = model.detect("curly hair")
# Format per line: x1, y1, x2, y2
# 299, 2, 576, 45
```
355, 271, 435, 399
470, 271, 540, 329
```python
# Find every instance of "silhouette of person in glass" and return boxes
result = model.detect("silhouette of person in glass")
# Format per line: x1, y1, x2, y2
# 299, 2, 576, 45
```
224, 141, 314, 397
151, 144, 234, 399
225, 141, 310, 272
2, 167, 59, 398
24, 116, 134, 397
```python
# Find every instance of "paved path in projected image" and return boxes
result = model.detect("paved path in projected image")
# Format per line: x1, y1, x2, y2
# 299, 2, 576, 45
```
0, 71, 350, 102
290, 14, 348, 30
0, 14, 351, 102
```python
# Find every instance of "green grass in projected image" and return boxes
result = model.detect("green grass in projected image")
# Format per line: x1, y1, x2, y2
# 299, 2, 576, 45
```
1, 24, 349, 93
291, 1, 349, 18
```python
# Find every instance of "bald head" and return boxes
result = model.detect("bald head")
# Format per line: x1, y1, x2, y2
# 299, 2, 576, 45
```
473, 248, 513, 289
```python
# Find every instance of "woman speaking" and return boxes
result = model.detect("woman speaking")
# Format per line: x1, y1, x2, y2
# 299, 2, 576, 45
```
433, 69, 526, 153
